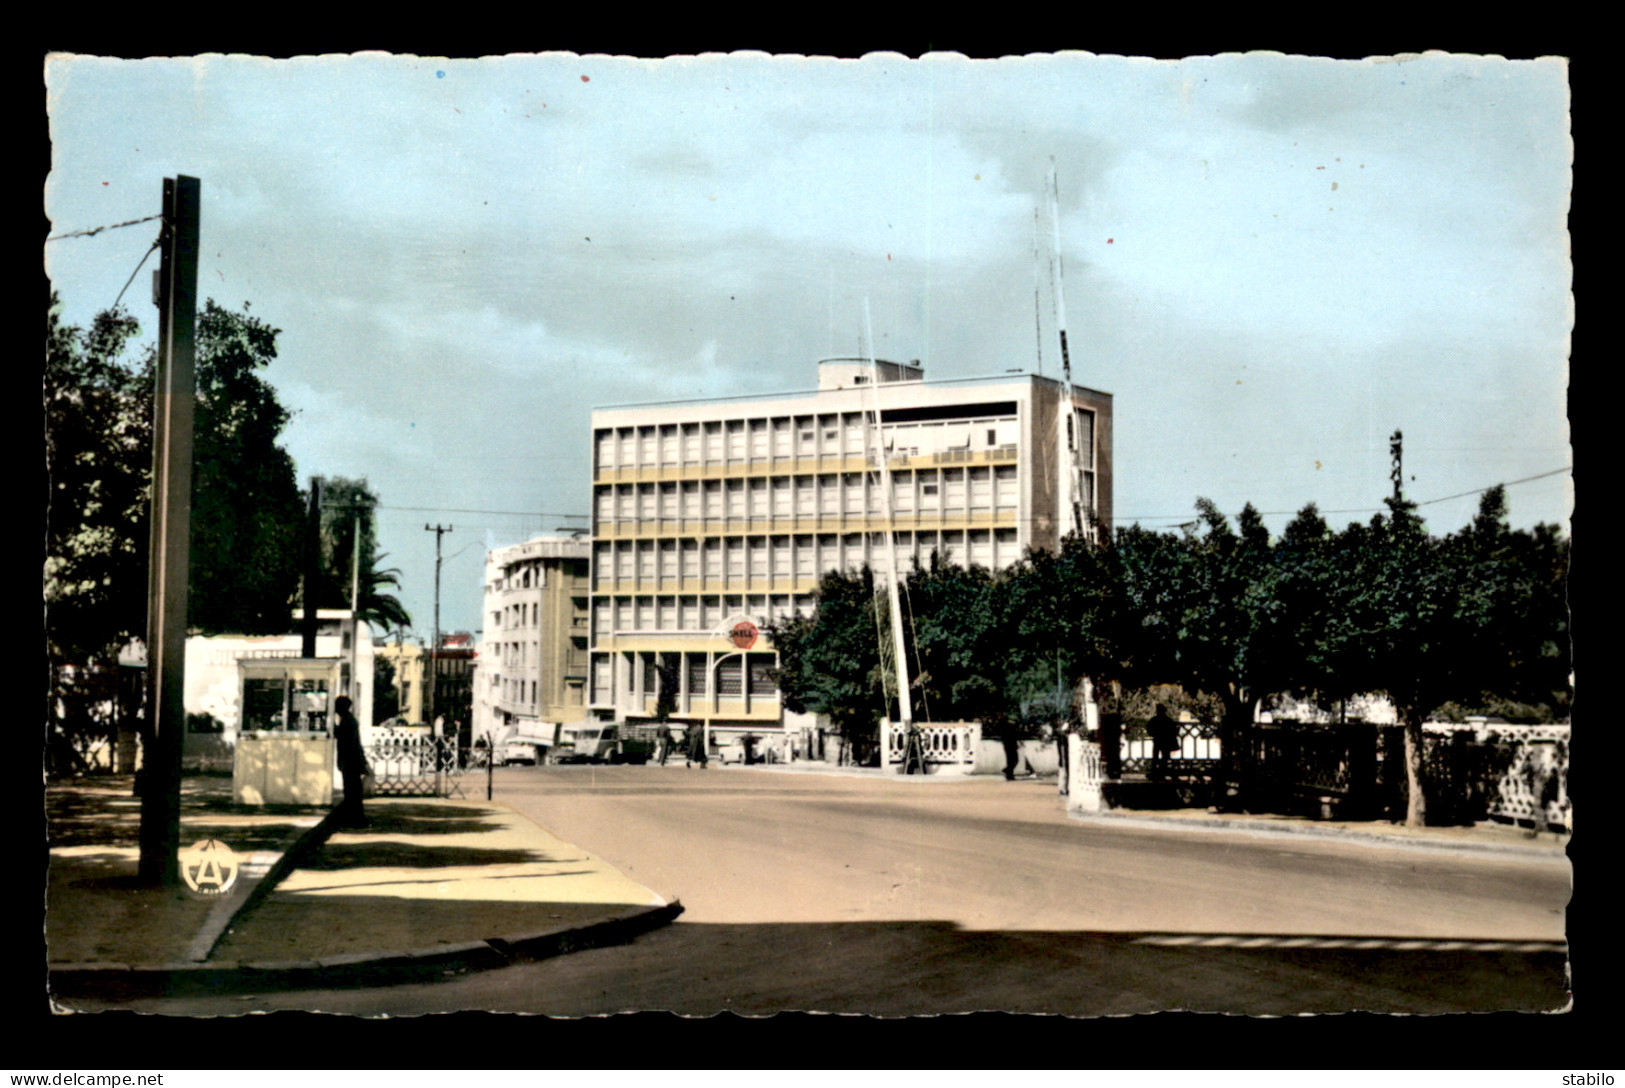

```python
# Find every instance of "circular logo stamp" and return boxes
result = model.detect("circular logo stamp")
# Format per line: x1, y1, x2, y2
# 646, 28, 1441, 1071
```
178, 838, 241, 896
729, 621, 759, 650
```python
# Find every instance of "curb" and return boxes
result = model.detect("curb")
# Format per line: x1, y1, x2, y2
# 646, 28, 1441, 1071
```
1067, 807, 1571, 859
49, 899, 685, 998
184, 806, 347, 962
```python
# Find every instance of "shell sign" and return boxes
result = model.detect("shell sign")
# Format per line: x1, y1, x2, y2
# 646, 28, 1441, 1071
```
729, 621, 759, 650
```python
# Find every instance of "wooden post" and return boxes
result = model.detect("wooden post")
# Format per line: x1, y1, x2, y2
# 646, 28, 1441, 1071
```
138, 176, 199, 886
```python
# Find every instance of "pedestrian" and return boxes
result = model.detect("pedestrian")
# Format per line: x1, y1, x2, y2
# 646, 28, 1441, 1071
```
1001, 720, 1022, 781
1147, 703, 1178, 781
333, 695, 368, 828
686, 726, 709, 768
657, 724, 674, 765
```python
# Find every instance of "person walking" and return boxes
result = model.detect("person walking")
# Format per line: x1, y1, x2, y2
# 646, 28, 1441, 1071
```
657, 724, 675, 765
686, 726, 709, 768
1147, 703, 1178, 781
333, 695, 368, 828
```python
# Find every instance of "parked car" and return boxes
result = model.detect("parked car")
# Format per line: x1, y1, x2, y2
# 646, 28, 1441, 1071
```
497, 741, 539, 766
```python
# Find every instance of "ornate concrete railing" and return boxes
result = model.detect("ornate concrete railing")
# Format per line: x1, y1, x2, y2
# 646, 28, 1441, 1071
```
1486, 735, 1569, 831
879, 721, 981, 774
1119, 723, 1223, 776
1066, 735, 1105, 813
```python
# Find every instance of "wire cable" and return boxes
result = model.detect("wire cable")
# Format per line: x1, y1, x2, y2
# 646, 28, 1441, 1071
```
1114, 466, 1571, 523
111, 236, 162, 312
46, 213, 164, 243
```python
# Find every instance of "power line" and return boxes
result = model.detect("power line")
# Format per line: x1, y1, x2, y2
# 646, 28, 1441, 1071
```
46, 213, 164, 242
376, 504, 589, 519
1115, 465, 1571, 522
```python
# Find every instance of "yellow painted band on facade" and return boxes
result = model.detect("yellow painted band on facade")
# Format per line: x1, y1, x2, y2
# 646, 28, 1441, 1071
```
592, 512, 1019, 541
592, 447, 1017, 486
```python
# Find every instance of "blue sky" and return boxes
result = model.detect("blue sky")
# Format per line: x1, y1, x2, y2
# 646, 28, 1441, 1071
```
44, 50, 1572, 638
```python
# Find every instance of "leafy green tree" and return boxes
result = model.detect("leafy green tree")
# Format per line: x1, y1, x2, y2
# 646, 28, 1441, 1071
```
45, 296, 310, 766
45, 299, 150, 670
187, 301, 306, 635
765, 567, 888, 750
1112, 501, 1303, 784
904, 555, 1006, 727
1445, 487, 1571, 717
995, 532, 1130, 728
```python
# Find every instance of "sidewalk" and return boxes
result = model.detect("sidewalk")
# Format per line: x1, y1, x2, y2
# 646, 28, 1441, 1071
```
46, 775, 680, 999
744, 760, 1571, 858
1077, 802, 1572, 858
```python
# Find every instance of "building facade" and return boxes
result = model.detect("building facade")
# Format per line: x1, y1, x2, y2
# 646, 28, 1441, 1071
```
472, 536, 593, 745
587, 358, 1112, 740
374, 639, 426, 724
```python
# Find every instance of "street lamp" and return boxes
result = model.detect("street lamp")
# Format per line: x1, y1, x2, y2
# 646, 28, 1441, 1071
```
704, 649, 747, 759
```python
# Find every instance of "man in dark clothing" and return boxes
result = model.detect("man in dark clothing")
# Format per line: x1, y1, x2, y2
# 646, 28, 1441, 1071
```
1147, 703, 1178, 781
686, 726, 709, 768
657, 724, 675, 765
1001, 720, 1023, 780
333, 695, 368, 828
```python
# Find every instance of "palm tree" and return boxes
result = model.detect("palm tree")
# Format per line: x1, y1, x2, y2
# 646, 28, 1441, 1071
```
311, 476, 413, 631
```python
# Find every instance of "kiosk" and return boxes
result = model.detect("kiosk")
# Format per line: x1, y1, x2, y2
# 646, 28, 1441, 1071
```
232, 658, 340, 805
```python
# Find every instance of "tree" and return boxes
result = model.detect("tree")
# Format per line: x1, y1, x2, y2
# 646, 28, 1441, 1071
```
986, 534, 1125, 729
904, 554, 1005, 727
187, 301, 307, 635
45, 296, 310, 768
765, 567, 889, 751
44, 299, 150, 670
310, 476, 412, 632
1445, 487, 1571, 718
1112, 500, 1304, 788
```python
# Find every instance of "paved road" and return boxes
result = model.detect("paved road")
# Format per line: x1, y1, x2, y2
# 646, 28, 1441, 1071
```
110, 765, 1572, 1017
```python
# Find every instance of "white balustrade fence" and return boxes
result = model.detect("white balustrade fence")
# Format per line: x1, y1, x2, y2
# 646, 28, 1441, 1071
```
879, 721, 981, 774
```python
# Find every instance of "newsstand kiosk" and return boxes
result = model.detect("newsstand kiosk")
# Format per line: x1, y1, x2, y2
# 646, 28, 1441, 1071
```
232, 657, 340, 805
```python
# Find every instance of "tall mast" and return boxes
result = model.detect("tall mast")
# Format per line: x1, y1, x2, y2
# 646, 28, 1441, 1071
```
1032, 203, 1046, 378
1048, 163, 1072, 386
1049, 163, 1087, 537
865, 300, 913, 730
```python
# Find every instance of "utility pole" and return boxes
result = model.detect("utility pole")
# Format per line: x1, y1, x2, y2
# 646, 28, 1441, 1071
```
425, 524, 452, 731
349, 508, 362, 702
138, 175, 200, 886
301, 477, 323, 658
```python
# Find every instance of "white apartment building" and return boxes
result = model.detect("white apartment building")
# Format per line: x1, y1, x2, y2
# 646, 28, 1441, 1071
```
472, 535, 593, 746
587, 358, 1113, 740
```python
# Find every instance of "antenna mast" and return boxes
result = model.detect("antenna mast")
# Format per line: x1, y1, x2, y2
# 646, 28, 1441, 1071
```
1049, 163, 1073, 386
1049, 163, 1088, 538
865, 301, 914, 735
1032, 203, 1046, 378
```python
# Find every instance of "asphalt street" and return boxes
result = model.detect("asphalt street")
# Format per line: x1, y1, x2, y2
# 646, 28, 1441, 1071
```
107, 765, 1571, 1017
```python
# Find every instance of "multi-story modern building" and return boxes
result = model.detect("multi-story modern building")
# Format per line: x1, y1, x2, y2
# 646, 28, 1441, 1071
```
472, 536, 593, 746
587, 358, 1112, 743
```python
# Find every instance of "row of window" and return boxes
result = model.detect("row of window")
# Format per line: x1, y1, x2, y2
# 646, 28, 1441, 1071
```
592, 650, 779, 704
591, 528, 1023, 598
594, 593, 814, 638
593, 464, 1020, 527
493, 601, 540, 632
594, 414, 1021, 472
